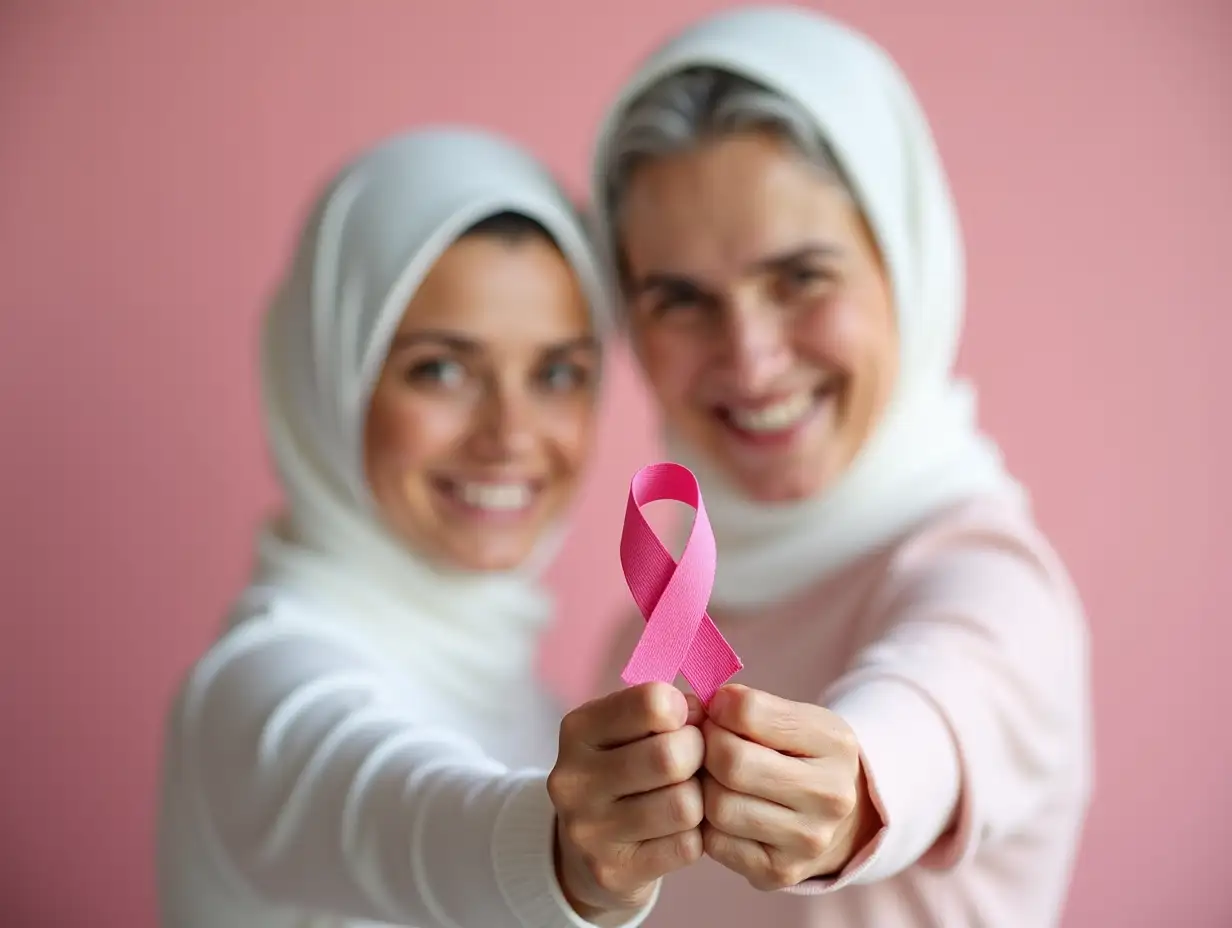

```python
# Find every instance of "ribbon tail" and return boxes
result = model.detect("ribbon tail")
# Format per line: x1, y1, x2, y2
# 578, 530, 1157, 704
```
620, 604, 702, 687
678, 615, 743, 706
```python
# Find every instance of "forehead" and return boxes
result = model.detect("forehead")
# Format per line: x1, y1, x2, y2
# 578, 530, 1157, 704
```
618, 133, 855, 278
398, 235, 591, 342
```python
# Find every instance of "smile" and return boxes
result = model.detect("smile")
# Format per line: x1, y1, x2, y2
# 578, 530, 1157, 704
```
727, 391, 814, 432
716, 386, 835, 445
434, 478, 539, 517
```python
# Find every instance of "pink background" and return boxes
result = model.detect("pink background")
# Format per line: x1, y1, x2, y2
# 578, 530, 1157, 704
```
2, 1, 1229, 924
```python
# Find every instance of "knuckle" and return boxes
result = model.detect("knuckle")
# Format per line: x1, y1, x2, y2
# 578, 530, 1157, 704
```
682, 721, 706, 755
562, 817, 599, 853
650, 735, 691, 783
765, 860, 807, 891
546, 766, 582, 809
675, 827, 704, 864
797, 825, 828, 859
675, 727, 706, 773
644, 682, 683, 729
667, 782, 705, 830
558, 709, 589, 747
560, 706, 587, 739
590, 861, 626, 895
821, 821, 839, 847
707, 737, 744, 788
738, 687, 770, 726
831, 724, 859, 754
826, 788, 858, 818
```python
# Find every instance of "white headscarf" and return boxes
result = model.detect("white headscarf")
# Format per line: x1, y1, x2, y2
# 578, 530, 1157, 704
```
251, 127, 609, 713
591, 6, 1024, 610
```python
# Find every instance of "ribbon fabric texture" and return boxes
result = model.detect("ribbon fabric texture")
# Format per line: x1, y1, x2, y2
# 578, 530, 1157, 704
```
619, 462, 743, 705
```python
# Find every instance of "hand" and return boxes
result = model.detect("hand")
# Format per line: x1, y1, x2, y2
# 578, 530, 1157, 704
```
548, 683, 706, 922
699, 684, 881, 891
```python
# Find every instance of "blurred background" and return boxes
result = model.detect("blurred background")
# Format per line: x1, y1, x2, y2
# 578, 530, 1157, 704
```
1, 1, 1229, 924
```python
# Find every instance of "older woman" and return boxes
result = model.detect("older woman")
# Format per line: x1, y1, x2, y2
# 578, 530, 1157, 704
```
580, 7, 1093, 926
156, 128, 704, 928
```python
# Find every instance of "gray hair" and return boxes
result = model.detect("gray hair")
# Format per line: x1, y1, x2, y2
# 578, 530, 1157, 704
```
604, 67, 851, 239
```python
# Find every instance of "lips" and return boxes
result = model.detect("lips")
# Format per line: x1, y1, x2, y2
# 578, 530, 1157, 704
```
714, 383, 838, 446
723, 390, 815, 433
433, 477, 539, 514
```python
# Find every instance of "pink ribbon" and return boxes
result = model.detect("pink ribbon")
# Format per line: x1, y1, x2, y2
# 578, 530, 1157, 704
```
619, 462, 743, 706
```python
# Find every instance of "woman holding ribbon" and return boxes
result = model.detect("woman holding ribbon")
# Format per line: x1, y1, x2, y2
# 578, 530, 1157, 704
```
584, 6, 1093, 925
156, 128, 701, 927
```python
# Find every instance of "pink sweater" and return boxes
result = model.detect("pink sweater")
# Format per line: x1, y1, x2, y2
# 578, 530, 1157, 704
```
600, 496, 1093, 927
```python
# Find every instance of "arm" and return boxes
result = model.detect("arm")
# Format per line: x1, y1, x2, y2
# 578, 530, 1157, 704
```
800, 531, 1091, 891
174, 614, 655, 927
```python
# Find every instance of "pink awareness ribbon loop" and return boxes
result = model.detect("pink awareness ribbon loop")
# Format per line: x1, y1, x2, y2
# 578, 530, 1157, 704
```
619, 462, 743, 706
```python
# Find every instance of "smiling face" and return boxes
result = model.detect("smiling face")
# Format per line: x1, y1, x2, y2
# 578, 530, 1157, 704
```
618, 130, 898, 503
364, 221, 598, 571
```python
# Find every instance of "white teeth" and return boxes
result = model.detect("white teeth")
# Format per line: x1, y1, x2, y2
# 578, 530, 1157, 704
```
455, 482, 532, 511
728, 391, 814, 433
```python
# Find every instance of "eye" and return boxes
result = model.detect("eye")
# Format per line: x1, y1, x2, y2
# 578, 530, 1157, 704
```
538, 360, 590, 392
646, 284, 714, 320
776, 263, 835, 302
405, 357, 466, 388
785, 264, 830, 286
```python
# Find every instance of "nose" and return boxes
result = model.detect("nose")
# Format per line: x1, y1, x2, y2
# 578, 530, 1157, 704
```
470, 381, 536, 462
721, 297, 792, 395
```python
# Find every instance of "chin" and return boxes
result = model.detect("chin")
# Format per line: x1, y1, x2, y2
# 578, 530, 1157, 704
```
729, 466, 829, 504
703, 437, 840, 507
719, 438, 844, 503
450, 543, 534, 574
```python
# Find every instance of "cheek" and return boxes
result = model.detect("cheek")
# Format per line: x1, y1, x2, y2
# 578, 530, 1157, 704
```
795, 300, 865, 368
542, 397, 597, 479
797, 297, 896, 381
365, 390, 464, 477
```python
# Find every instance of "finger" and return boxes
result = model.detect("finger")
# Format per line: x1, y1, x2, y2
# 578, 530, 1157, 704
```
627, 828, 704, 882
703, 775, 827, 858
702, 720, 817, 809
702, 824, 806, 892
608, 780, 704, 842
590, 725, 705, 799
701, 823, 772, 886
708, 685, 852, 757
563, 683, 688, 751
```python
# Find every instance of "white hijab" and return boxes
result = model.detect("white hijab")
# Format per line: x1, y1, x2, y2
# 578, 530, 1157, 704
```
591, 7, 1024, 610
251, 127, 609, 714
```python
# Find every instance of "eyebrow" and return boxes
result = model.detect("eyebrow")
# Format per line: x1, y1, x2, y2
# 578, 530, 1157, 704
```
630, 242, 842, 295
390, 329, 599, 355
390, 330, 480, 354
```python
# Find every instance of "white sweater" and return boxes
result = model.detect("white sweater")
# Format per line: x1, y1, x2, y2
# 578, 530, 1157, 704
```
156, 586, 656, 928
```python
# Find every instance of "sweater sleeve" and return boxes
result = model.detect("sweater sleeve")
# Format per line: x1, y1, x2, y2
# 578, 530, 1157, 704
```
171, 613, 656, 928
789, 528, 1091, 893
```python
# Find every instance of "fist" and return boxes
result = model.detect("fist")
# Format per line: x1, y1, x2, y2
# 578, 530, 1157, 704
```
700, 685, 880, 890
548, 683, 706, 919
